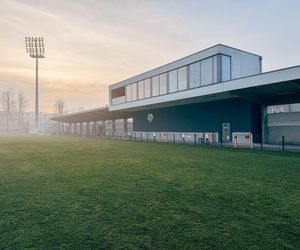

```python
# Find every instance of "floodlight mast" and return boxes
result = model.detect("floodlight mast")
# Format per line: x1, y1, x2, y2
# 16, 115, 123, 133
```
25, 37, 45, 132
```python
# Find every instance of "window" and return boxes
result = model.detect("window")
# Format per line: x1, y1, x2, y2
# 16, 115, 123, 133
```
290, 103, 300, 112
159, 73, 167, 95
131, 82, 137, 101
169, 69, 177, 93
189, 62, 200, 88
138, 81, 144, 99
144, 78, 151, 98
213, 56, 218, 83
178, 66, 187, 91
201, 57, 213, 86
111, 87, 126, 105
221, 55, 231, 81
126, 85, 131, 102
152, 75, 159, 96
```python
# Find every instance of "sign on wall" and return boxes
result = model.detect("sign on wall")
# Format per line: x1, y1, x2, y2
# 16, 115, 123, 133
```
233, 132, 253, 149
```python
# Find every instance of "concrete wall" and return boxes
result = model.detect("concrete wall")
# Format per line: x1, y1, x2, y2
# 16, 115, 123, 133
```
268, 112, 300, 144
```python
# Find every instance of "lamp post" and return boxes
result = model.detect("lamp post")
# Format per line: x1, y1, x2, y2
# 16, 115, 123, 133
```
25, 37, 45, 132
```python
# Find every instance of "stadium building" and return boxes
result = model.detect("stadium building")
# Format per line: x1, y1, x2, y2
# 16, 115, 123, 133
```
53, 44, 300, 145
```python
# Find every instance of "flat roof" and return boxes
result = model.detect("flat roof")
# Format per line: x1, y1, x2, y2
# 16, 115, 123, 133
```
109, 44, 262, 90
51, 107, 133, 123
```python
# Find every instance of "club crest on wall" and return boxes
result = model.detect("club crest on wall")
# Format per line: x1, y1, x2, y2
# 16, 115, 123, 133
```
147, 113, 153, 123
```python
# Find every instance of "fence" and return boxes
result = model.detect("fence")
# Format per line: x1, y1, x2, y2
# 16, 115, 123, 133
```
128, 132, 220, 145
59, 130, 300, 153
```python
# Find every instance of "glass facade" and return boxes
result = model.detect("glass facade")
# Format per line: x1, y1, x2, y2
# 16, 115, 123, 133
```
138, 80, 144, 99
126, 85, 131, 102
178, 66, 187, 91
291, 103, 300, 112
201, 57, 213, 86
189, 62, 200, 88
213, 56, 218, 83
115, 53, 232, 104
131, 82, 137, 101
268, 103, 300, 113
159, 73, 167, 95
152, 75, 159, 96
144, 78, 151, 98
169, 69, 178, 93
222, 55, 231, 81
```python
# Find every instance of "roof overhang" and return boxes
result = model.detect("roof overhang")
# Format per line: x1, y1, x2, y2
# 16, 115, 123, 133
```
51, 107, 133, 123
52, 65, 300, 123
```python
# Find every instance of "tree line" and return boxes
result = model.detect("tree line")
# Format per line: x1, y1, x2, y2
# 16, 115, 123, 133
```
1, 89, 28, 134
0, 89, 86, 134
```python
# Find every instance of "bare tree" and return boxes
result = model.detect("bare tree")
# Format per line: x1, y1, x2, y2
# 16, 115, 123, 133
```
17, 91, 28, 133
1, 89, 16, 134
54, 99, 65, 116
18, 91, 28, 114
54, 99, 66, 133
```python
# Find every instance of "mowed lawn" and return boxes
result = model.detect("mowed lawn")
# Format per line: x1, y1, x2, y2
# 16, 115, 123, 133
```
0, 136, 299, 249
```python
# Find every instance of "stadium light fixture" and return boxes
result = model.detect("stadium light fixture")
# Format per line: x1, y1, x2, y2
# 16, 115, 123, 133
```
25, 37, 45, 132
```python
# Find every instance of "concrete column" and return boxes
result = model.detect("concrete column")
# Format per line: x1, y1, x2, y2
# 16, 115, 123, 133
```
102, 120, 106, 138
112, 120, 116, 137
69, 123, 71, 136
64, 123, 67, 135
93, 121, 96, 137
74, 123, 77, 136
261, 105, 269, 144
98, 122, 101, 137
124, 118, 128, 138
86, 122, 90, 137
79, 122, 82, 136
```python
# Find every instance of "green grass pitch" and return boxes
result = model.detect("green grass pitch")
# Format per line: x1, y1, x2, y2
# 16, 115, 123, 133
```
0, 136, 299, 249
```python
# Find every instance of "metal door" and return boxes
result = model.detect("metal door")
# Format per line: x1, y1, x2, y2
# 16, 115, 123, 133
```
222, 123, 231, 142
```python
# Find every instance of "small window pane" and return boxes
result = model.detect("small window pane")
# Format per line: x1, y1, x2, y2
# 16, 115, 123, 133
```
126, 85, 131, 102
189, 62, 200, 88
213, 56, 218, 83
178, 66, 187, 91
152, 76, 159, 96
290, 103, 300, 112
159, 73, 167, 95
201, 57, 213, 86
144, 78, 151, 98
131, 82, 137, 101
138, 80, 144, 99
169, 69, 178, 93
222, 55, 231, 81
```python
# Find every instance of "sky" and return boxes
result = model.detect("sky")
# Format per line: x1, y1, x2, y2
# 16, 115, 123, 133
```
0, 0, 300, 113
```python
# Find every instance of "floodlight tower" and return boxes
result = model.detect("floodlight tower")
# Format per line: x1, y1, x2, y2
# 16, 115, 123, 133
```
25, 37, 45, 132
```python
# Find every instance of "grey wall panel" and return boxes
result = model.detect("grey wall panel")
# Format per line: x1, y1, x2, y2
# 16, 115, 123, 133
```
133, 98, 261, 137
267, 112, 300, 144
268, 126, 300, 145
